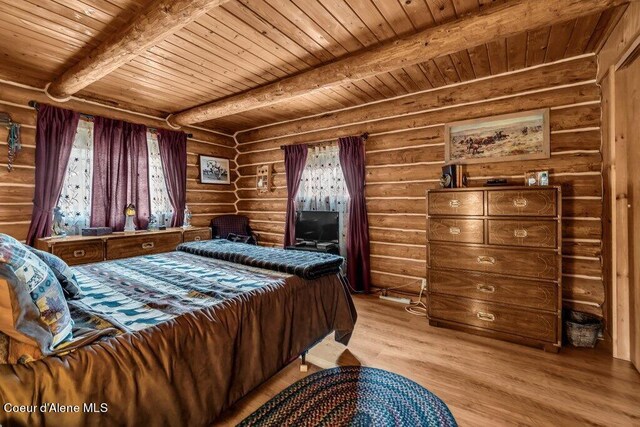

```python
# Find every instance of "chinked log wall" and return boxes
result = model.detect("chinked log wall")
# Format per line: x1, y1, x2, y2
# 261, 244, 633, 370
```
0, 81, 237, 242
234, 54, 605, 318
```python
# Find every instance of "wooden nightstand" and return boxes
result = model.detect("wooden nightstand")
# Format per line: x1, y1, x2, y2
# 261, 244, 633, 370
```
35, 226, 212, 266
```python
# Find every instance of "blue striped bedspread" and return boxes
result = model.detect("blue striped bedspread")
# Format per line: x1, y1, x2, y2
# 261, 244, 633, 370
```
177, 239, 344, 280
68, 251, 290, 333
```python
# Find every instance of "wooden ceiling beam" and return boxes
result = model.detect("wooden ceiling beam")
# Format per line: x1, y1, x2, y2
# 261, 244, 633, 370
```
169, 0, 630, 126
45, 0, 231, 101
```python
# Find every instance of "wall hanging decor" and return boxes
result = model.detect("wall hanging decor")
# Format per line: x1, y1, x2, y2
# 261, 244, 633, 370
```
199, 155, 230, 184
0, 112, 21, 172
445, 108, 550, 165
256, 164, 272, 193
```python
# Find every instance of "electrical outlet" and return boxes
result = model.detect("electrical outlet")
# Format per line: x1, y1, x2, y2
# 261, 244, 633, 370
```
421, 279, 427, 290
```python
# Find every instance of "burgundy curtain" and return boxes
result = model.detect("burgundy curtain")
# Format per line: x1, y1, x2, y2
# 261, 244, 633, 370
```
91, 117, 149, 231
157, 129, 187, 227
283, 144, 308, 247
339, 136, 371, 293
26, 105, 80, 245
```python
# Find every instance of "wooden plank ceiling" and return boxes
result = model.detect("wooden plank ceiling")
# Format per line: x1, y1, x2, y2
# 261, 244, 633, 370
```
0, 0, 621, 134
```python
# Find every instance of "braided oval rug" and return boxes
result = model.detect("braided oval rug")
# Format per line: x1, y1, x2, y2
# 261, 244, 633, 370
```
237, 366, 457, 427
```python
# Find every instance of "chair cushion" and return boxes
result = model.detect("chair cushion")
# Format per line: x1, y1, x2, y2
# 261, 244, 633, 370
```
27, 247, 81, 299
0, 233, 74, 363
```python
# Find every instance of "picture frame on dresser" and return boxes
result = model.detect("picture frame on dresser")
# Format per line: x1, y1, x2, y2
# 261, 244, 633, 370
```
426, 186, 562, 352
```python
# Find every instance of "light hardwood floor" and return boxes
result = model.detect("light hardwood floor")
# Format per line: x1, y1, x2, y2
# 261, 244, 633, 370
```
215, 295, 640, 426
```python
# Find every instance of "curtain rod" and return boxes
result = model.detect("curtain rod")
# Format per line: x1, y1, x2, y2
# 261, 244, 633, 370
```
279, 132, 369, 150
28, 101, 193, 138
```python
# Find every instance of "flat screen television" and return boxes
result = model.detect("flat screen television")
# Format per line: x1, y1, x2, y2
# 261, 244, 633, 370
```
295, 210, 339, 242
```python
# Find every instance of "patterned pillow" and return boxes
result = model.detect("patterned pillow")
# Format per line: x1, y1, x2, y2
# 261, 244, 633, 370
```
27, 247, 81, 299
0, 234, 73, 355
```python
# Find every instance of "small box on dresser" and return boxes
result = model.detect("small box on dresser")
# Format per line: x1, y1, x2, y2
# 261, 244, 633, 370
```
426, 186, 562, 352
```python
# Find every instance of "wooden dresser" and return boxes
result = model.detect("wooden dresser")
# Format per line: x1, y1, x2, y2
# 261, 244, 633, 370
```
426, 186, 562, 352
35, 226, 212, 266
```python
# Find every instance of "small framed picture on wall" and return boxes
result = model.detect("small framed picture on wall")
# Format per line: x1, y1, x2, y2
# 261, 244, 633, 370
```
199, 155, 230, 184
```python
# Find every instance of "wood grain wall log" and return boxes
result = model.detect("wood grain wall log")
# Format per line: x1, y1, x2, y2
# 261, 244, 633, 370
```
0, 205, 32, 223
369, 228, 427, 246
368, 215, 427, 231
370, 242, 426, 260
237, 212, 286, 222
563, 219, 602, 240
186, 191, 237, 204
563, 241, 602, 258
370, 271, 423, 294
370, 256, 426, 278
563, 276, 605, 304
0, 186, 35, 204
0, 223, 30, 241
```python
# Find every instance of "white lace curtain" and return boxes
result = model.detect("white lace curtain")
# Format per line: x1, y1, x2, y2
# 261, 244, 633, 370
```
57, 119, 93, 235
296, 143, 349, 256
147, 131, 173, 226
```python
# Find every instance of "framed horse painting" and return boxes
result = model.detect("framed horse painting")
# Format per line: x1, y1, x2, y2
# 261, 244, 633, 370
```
199, 155, 231, 184
444, 109, 550, 165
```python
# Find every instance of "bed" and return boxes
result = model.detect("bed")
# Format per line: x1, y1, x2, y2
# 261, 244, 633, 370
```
0, 245, 356, 426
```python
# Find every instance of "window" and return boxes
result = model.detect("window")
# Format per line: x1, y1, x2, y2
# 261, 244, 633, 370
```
146, 131, 173, 225
296, 144, 349, 255
55, 122, 173, 234
56, 119, 93, 235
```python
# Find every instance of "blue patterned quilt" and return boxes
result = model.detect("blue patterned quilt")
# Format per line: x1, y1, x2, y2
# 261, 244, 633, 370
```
68, 251, 290, 333
177, 239, 344, 280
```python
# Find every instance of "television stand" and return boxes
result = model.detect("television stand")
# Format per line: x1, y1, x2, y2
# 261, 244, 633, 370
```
286, 241, 340, 255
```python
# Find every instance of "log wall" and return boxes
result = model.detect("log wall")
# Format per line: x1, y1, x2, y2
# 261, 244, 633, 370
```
235, 54, 605, 317
0, 81, 237, 242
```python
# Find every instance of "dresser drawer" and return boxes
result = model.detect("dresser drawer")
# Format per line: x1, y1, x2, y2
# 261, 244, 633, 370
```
428, 191, 483, 216
429, 219, 484, 244
429, 243, 558, 280
429, 294, 557, 342
52, 241, 104, 266
488, 189, 557, 217
429, 269, 557, 311
183, 228, 211, 243
488, 220, 557, 248
106, 232, 182, 260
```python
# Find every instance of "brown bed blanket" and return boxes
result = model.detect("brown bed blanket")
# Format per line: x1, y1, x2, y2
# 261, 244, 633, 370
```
0, 252, 356, 426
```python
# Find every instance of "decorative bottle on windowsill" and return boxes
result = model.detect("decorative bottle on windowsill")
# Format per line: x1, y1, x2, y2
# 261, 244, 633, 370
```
124, 204, 137, 234
51, 206, 67, 238
183, 205, 192, 229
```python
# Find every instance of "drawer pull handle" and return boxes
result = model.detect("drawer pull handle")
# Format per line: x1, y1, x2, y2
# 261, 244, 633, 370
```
449, 226, 461, 235
514, 229, 528, 238
449, 199, 461, 208
513, 197, 528, 208
477, 312, 495, 322
476, 256, 496, 265
476, 284, 496, 293
194, 236, 201, 241
142, 242, 155, 250
73, 250, 85, 258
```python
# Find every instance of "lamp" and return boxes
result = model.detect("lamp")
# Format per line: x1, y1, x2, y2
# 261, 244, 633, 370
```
124, 204, 136, 234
